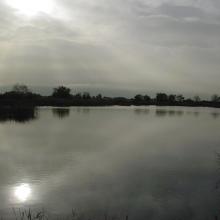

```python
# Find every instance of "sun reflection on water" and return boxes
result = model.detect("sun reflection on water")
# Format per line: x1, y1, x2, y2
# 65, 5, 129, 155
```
14, 183, 32, 202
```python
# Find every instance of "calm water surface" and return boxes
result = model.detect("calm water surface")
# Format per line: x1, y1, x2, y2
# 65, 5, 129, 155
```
0, 106, 220, 219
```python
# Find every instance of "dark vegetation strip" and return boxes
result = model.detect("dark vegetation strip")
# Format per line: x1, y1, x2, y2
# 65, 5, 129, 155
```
0, 84, 220, 108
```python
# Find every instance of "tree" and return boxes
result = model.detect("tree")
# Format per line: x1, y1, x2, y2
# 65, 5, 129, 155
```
144, 95, 151, 102
74, 93, 82, 99
52, 86, 71, 98
82, 92, 91, 99
176, 94, 184, 102
12, 84, 30, 94
134, 94, 144, 102
211, 94, 220, 102
193, 95, 201, 102
168, 94, 176, 102
156, 93, 168, 103
96, 94, 102, 100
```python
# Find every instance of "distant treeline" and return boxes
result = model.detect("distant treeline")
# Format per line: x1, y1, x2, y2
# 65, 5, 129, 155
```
0, 84, 220, 108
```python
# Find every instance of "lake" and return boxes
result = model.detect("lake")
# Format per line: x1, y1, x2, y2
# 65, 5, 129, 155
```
0, 106, 220, 220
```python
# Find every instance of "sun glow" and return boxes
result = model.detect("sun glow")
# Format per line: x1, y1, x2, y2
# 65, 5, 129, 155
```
6, 0, 54, 16
14, 183, 32, 202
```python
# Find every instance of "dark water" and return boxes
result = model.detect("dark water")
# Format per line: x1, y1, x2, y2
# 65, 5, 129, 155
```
0, 106, 220, 219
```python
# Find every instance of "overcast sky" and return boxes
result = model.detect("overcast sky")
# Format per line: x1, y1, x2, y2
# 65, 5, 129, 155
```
0, 0, 220, 96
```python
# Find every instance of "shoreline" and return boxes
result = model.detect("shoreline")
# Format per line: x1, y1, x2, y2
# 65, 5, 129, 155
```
1, 103, 220, 109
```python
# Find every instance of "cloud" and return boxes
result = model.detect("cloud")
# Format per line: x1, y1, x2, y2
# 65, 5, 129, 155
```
0, 0, 220, 96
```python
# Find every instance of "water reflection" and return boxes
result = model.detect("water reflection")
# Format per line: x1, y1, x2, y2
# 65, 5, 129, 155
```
0, 107, 38, 123
193, 111, 200, 117
14, 183, 32, 202
76, 108, 90, 114
212, 112, 220, 119
134, 109, 150, 115
155, 109, 184, 117
52, 108, 70, 119
0, 107, 220, 220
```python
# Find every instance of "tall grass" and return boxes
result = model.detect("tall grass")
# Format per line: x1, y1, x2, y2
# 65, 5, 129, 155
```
5, 209, 129, 220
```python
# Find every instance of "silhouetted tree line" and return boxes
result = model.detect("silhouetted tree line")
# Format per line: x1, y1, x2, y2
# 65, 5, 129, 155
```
0, 84, 220, 108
